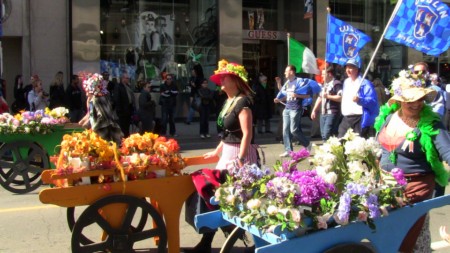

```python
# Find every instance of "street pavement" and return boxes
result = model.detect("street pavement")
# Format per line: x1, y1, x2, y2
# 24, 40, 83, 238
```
0, 116, 448, 252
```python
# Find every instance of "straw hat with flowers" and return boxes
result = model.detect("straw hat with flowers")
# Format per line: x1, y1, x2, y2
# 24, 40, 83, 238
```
388, 69, 436, 105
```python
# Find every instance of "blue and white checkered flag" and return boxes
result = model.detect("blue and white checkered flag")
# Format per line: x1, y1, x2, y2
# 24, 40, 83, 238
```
326, 14, 372, 66
384, 0, 450, 56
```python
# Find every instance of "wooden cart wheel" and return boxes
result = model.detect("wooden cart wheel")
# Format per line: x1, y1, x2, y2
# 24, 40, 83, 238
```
71, 195, 167, 253
220, 227, 255, 253
323, 243, 376, 253
0, 141, 48, 193
67, 200, 148, 245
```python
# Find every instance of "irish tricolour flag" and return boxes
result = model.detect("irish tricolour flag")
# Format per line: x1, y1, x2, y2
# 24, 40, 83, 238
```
288, 37, 320, 75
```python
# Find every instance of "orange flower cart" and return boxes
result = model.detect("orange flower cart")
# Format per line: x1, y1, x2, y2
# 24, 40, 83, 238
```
38, 131, 219, 253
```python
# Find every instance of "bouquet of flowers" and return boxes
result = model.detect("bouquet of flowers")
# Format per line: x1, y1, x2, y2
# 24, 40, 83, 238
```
120, 133, 185, 179
216, 130, 407, 233
0, 107, 70, 134
53, 129, 115, 175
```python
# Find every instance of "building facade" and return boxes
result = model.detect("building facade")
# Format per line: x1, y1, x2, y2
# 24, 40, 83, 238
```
2, 0, 450, 113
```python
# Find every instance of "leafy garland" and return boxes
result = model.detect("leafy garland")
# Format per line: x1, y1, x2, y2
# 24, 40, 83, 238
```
374, 102, 449, 186
215, 59, 248, 82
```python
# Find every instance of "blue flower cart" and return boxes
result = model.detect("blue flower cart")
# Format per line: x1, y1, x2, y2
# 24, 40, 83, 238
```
195, 194, 450, 253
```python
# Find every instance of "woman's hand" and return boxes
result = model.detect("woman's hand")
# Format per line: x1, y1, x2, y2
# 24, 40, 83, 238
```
203, 150, 218, 159
440, 226, 450, 244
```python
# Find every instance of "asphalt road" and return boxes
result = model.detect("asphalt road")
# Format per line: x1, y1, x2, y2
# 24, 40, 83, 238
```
0, 118, 449, 253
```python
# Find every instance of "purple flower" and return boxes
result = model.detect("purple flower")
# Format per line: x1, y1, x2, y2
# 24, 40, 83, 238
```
336, 192, 351, 223
366, 194, 381, 219
290, 149, 310, 161
391, 168, 407, 186
346, 182, 368, 196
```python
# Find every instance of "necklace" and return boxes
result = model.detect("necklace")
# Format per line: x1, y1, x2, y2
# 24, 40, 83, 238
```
217, 94, 240, 128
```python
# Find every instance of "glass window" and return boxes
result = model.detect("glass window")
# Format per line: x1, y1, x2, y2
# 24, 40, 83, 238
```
72, 0, 218, 91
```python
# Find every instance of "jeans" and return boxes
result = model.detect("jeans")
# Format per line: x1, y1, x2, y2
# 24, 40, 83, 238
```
199, 104, 210, 135
161, 104, 176, 135
319, 114, 341, 141
282, 108, 309, 152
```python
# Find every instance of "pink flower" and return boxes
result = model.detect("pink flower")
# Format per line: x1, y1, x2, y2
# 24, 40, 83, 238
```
357, 211, 368, 222
391, 168, 407, 186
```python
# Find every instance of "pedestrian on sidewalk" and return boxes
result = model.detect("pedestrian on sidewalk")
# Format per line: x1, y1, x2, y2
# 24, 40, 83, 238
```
253, 73, 273, 134
198, 78, 213, 139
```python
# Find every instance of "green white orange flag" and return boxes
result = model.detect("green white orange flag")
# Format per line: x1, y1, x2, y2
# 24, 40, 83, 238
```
288, 37, 320, 75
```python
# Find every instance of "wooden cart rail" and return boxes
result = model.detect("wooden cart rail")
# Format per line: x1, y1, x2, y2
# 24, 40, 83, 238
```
39, 155, 218, 253
195, 194, 450, 253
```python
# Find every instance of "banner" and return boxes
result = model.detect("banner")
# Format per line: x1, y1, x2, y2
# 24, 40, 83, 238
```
288, 37, 319, 74
384, 0, 450, 56
326, 14, 372, 66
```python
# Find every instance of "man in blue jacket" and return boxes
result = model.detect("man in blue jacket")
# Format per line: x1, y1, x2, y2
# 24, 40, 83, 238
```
338, 58, 379, 138
274, 65, 321, 157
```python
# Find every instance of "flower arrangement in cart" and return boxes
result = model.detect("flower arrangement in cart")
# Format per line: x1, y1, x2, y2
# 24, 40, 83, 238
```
51, 130, 186, 186
215, 129, 408, 233
0, 107, 69, 134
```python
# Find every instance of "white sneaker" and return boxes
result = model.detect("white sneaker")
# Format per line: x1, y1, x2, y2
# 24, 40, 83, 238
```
200, 134, 205, 139
279, 151, 289, 157
206, 134, 211, 138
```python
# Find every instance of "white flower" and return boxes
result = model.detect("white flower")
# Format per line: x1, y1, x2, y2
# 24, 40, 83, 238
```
267, 205, 278, 215
323, 172, 338, 184
380, 206, 389, 216
246, 198, 262, 210
24, 127, 30, 133
316, 213, 332, 229
289, 208, 301, 223
226, 194, 236, 205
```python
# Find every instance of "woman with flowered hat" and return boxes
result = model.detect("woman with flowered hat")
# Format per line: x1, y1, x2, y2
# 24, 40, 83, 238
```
184, 60, 257, 253
79, 73, 123, 144
374, 69, 450, 253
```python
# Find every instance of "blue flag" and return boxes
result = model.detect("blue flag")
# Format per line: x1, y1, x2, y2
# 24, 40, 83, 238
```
326, 14, 372, 66
384, 0, 450, 56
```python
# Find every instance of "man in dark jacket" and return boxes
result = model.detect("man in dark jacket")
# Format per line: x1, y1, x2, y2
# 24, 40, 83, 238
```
65, 75, 84, 123
159, 74, 178, 136
253, 74, 273, 134
113, 72, 135, 137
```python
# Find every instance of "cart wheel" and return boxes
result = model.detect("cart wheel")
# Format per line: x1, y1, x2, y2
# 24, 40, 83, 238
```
220, 227, 255, 253
71, 195, 167, 253
67, 200, 148, 245
0, 141, 48, 193
323, 243, 376, 253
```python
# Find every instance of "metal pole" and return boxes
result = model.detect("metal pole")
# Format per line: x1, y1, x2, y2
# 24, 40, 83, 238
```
360, 0, 403, 82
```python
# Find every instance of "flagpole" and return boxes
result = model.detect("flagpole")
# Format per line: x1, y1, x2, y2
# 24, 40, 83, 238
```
360, 0, 403, 82
322, 8, 332, 115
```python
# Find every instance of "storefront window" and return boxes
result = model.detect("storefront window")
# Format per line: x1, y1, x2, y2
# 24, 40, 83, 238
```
72, 0, 218, 91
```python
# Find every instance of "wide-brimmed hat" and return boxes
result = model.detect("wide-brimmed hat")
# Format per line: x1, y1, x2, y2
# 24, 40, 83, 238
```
82, 73, 109, 97
388, 69, 437, 105
210, 59, 249, 85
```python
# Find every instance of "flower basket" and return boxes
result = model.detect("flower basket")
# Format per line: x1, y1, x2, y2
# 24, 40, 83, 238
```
216, 130, 408, 234
120, 133, 185, 177
0, 107, 70, 135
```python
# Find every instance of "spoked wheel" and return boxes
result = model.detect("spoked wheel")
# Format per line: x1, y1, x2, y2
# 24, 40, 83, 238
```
71, 195, 167, 253
220, 227, 255, 253
67, 199, 149, 245
0, 141, 48, 193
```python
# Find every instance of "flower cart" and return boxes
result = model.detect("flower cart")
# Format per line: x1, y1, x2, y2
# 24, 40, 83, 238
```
193, 132, 450, 253
195, 195, 450, 253
39, 155, 219, 253
0, 108, 83, 193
